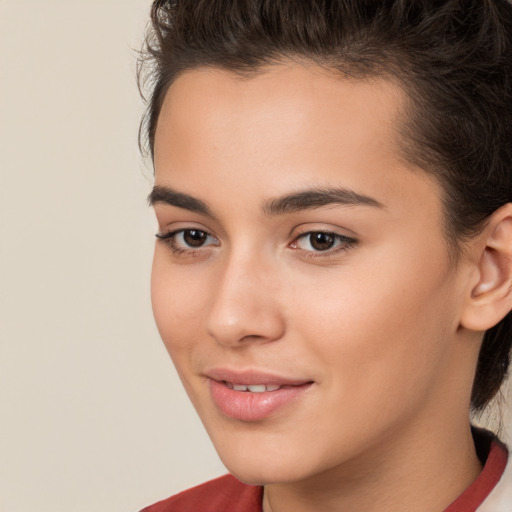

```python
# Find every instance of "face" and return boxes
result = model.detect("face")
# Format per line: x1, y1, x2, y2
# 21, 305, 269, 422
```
151, 63, 473, 486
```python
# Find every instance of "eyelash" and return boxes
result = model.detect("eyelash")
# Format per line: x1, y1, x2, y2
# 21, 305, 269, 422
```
291, 231, 357, 258
155, 229, 357, 258
155, 229, 218, 256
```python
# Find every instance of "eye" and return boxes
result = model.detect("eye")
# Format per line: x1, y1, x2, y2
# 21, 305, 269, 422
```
291, 231, 356, 253
178, 229, 209, 248
156, 228, 218, 253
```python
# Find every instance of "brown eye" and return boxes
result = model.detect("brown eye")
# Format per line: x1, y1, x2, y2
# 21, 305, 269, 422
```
292, 231, 356, 255
155, 228, 219, 255
309, 232, 335, 251
183, 229, 208, 247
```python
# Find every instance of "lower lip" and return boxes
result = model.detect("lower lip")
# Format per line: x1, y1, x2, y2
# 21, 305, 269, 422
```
209, 379, 312, 422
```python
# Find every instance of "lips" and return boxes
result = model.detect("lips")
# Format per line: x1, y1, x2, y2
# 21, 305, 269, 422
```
206, 369, 313, 422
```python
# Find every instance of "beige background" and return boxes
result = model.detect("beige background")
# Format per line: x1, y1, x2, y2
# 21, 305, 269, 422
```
0, 1, 510, 511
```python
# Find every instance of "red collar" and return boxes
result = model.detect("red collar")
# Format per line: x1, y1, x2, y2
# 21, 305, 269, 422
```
443, 428, 508, 512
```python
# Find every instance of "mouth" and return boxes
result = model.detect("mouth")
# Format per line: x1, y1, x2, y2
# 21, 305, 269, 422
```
206, 369, 314, 422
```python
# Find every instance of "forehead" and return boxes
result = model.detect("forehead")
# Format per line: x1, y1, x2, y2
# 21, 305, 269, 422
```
155, 63, 406, 163
153, 62, 442, 226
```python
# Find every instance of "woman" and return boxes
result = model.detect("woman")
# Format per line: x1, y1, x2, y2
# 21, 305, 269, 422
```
138, 1, 512, 510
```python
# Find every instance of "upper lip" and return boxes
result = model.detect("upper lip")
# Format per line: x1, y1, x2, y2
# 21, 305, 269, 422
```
205, 368, 313, 386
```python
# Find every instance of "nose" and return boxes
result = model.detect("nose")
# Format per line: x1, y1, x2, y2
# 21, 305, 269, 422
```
206, 252, 286, 347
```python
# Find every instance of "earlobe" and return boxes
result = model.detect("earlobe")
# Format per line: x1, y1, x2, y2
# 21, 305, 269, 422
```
461, 204, 512, 332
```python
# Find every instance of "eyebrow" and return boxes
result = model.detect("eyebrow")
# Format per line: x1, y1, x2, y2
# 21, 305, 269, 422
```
148, 186, 214, 217
263, 187, 384, 215
148, 185, 383, 217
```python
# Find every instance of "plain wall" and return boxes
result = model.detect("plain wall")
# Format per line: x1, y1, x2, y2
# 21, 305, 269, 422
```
0, 2, 225, 511
0, 1, 510, 511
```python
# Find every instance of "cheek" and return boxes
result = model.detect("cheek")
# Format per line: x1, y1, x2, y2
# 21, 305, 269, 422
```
150, 248, 210, 353
288, 248, 458, 402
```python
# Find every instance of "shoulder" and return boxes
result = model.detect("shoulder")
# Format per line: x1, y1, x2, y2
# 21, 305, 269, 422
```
139, 474, 263, 512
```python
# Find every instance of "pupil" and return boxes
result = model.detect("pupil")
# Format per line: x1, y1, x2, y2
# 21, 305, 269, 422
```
310, 232, 334, 251
184, 230, 207, 247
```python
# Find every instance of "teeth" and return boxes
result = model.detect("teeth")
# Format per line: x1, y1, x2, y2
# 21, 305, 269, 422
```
247, 384, 266, 393
225, 382, 282, 392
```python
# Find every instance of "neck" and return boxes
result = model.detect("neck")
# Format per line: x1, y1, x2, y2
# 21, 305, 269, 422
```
262, 420, 482, 512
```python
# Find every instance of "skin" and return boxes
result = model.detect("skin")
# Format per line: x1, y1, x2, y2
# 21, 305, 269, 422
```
150, 63, 511, 512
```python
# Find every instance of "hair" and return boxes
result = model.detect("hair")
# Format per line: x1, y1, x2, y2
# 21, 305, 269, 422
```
138, 0, 512, 412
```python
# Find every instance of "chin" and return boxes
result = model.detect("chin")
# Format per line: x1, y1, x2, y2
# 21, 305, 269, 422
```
224, 458, 313, 487
209, 431, 327, 486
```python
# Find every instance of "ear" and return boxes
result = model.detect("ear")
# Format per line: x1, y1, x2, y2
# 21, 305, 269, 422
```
460, 203, 512, 332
